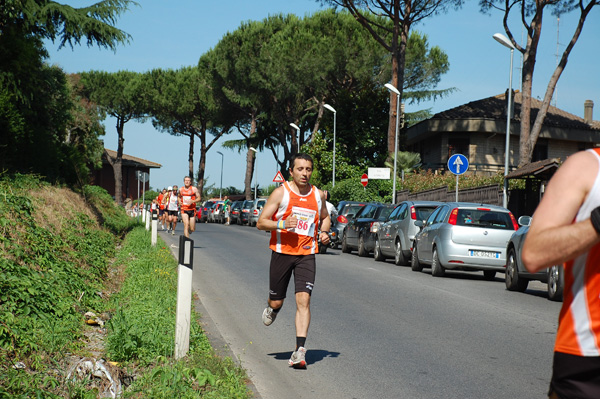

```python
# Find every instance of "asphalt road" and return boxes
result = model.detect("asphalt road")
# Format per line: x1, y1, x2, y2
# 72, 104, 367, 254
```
160, 221, 561, 399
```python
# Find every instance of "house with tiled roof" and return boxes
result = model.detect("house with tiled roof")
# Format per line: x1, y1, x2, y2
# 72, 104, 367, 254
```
406, 91, 600, 175
92, 149, 162, 203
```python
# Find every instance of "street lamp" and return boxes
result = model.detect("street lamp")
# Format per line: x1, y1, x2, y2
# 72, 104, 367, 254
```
493, 32, 515, 209
249, 147, 258, 200
385, 83, 400, 204
290, 123, 300, 152
216, 151, 224, 200
323, 104, 337, 187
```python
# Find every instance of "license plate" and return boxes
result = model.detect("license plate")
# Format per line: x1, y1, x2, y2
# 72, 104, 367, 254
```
470, 250, 499, 258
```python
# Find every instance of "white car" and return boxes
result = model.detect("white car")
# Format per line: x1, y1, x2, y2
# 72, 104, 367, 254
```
411, 202, 519, 280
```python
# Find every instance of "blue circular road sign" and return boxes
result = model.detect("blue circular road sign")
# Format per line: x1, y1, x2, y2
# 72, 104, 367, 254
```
448, 154, 469, 175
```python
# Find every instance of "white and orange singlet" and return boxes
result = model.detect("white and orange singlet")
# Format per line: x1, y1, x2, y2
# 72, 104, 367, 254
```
270, 181, 322, 256
555, 148, 600, 357
179, 186, 197, 212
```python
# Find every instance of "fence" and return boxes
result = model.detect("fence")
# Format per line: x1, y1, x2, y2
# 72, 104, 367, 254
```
396, 184, 503, 206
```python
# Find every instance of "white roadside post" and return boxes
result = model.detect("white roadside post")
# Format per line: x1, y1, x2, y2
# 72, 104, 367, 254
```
151, 209, 158, 246
145, 206, 150, 231
142, 204, 146, 223
175, 235, 194, 360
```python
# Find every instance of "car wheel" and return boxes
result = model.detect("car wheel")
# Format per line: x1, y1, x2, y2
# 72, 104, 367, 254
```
357, 234, 369, 257
394, 239, 406, 266
411, 245, 423, 272
505, 248, 528, 292
431, 247, 445, 277
483, 270, 496, 281
318, 241, 328, 254
547, 265, 564, 302
341, 234, 351, 253
374, 239, 385, 261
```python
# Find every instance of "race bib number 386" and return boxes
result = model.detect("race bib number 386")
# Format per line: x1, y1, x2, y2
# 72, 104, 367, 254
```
289, 206, 316, 237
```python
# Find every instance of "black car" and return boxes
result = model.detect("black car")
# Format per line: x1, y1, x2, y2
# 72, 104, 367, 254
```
230, 200, 243, 225
341, 203, 398, 257
331, 201, 367, 249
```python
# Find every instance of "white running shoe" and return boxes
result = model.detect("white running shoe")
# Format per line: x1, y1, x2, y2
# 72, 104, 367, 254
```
288, 347, 307, 368
262, 306, 277, 326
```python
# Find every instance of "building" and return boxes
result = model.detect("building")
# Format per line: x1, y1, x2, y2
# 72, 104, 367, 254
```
92, 149, 161, 203
406, 92, 600, 175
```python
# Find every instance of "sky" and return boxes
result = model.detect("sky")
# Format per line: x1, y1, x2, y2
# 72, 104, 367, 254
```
45, 0, 600, 193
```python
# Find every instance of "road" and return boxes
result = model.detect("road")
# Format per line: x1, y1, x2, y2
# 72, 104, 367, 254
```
160, 222, 561, 399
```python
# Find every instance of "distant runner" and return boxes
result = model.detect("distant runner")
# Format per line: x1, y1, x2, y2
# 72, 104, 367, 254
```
157, 188, 167, 230
256, 153, 331, 369
223, 196, 231, 225
178, 176, 200, 238
166, 186, 178, 235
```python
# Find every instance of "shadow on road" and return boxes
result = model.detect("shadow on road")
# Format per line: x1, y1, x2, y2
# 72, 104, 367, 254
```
267, 349, 341, 365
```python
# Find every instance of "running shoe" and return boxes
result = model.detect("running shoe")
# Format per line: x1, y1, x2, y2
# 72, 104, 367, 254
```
171, 230, 175, 235
288, 347, 307, 368
262, 306, 277, 326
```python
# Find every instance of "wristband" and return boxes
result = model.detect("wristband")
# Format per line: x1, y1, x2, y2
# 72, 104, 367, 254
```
277, 220, 285, 230
591, 206, 600, 234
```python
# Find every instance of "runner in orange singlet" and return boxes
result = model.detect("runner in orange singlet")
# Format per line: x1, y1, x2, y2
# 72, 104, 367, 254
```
523, 148, 600, 399
157, 188, 167, 230
178, 176, 200, 238
257, 153, 331, 368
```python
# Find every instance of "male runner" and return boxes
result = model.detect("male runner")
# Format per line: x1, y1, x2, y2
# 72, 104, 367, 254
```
157, 188, 167, 230
178, 176, 200, 238
523, 148, 600, 399
166, 186, 179, 234
256, 153, 331, 368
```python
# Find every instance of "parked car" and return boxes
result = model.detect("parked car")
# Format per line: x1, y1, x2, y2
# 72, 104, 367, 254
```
341, 203, 398, 257
505, 215, 563, 301
374, 201, 441, 265
229, 201, 243, 225
411, 202, 519, 280
249, 198, 267, 227
331, 201, 367, 249
208, 201, 224, 223
197, 201, 215, 223
239, 199, 254, 225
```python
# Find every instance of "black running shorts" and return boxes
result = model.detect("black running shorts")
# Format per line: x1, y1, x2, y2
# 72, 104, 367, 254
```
183, 210, 195, 219
269, 251, 316, 300
549, 351, 600, 399
167, 210, 178, 217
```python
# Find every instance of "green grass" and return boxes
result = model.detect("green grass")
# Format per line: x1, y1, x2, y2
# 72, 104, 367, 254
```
0, 174, 253, 398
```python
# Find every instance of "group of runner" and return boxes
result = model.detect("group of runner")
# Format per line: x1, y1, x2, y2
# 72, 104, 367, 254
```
154, 176, 201, 238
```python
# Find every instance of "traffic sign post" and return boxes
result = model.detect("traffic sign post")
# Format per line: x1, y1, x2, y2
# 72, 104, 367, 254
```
447, 154, 469, 202
273, 171, 285, 183
360, 174, 368, 191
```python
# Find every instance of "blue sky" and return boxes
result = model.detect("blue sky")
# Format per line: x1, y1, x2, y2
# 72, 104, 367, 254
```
45, 0, 600, 192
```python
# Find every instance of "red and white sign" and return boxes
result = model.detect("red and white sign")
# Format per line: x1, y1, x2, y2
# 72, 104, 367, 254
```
273, 171, 285, 183
361, 173, 368, 187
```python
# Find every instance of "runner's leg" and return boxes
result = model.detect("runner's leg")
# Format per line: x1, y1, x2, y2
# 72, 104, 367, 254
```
182, 212, 190, 238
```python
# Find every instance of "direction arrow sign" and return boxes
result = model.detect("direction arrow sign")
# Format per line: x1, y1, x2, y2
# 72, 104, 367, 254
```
360, 173, 368, 187
447, 154, 469, 175
273, 171, 285, 183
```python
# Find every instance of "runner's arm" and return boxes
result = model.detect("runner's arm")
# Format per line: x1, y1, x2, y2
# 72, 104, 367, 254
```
257, 186, 298, 231
523, 151, 600, 272
318, 190, 331, 232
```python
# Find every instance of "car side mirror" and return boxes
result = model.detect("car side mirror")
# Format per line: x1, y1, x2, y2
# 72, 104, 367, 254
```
517, 215, 532, 227
415, 220, 425, 229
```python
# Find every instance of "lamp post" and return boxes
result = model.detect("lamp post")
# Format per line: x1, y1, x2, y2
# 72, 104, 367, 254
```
385, 83, 400, 204
290, 123, 300, 153
249, 147, 258, 200
323, 104, 337, 187
493, 33, 515, 209
216, 151, 224, 200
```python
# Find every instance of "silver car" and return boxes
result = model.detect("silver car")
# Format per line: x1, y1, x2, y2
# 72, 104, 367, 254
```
411, 202, 518, 280
374, 201, 441, 265
505, 216, 563, 301
249, 198, 267, 227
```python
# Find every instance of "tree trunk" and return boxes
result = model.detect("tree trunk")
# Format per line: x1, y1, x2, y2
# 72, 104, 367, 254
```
113, 117, 125, 206
197, 123, 207, 200
244, 115, 258, 200
188, 133, 194, 179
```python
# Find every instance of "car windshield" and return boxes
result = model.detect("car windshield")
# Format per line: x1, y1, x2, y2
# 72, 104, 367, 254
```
344, 204, 365, 216
377, 207, 395, 221
415, 207, 437, 221
457, 209, 513, 230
